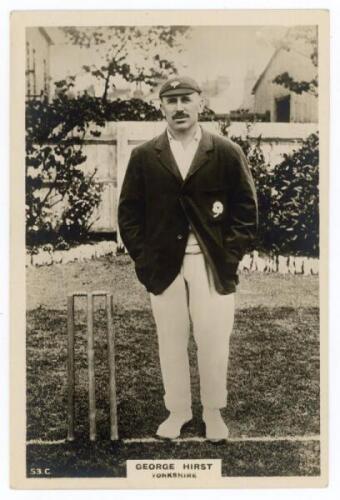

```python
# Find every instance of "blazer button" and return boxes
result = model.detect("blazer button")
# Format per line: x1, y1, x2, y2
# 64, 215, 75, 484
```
177, 234, 183, 240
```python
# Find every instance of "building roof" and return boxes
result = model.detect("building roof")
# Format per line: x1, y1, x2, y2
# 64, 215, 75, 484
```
252, 48, 281, 94
252, 44, 313, 95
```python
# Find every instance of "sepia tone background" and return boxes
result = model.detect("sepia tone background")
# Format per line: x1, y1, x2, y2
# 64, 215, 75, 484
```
10, 9, 329, 489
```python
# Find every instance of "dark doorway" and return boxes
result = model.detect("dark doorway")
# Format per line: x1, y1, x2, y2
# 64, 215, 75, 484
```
275, 95, 291, 122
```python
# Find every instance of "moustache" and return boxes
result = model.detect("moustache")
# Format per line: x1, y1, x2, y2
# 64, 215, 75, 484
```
172, 113, 189, 119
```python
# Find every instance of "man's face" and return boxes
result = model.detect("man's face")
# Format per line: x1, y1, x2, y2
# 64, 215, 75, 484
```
160, 92, 202, 133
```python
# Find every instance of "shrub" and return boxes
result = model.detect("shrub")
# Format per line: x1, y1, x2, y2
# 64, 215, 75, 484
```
270, 133, 319, 257
219, 122, 319, 257
26, 88, 106, 248
104, 98, 163, 121
220, 123, 273, 253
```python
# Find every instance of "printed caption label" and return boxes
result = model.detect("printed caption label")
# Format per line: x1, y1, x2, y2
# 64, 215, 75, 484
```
127, 459, 221, 482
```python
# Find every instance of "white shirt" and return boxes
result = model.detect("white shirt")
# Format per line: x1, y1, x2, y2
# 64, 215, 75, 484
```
167, 126, 202, 254
167, 126, 202, 180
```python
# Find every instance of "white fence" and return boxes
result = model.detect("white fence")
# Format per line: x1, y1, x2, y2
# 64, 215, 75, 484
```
28, 121, 319, 270
75, 121, 317, 233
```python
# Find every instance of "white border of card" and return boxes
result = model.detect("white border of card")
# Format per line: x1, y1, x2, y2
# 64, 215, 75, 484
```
10, 9, 329, 489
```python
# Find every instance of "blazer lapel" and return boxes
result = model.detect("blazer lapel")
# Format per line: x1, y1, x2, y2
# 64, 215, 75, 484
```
154, 131, 183, 183
153, 127, 214, 183
184, 129, 214, 183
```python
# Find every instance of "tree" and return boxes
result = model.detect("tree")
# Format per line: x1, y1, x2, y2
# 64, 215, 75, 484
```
273, 26, 318, 96
61, 26, 190, 102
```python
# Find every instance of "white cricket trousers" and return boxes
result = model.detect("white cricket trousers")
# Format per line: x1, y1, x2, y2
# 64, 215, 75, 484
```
150, 253, 235, 412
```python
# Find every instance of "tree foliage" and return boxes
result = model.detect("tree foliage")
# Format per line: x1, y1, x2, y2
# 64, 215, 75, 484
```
273, 71, 318, 96
61, 26, 190, 102
273, 26, 318, 96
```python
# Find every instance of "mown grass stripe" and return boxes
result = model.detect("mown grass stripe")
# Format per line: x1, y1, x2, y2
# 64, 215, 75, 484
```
27, 434, 320, 446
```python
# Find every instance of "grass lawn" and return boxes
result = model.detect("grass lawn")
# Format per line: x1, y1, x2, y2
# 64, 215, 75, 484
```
26, 255, 320, 478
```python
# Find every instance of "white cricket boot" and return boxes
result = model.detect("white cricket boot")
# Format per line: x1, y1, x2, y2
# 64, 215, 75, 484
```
203, 408, 229, 442
156, 410, 192, 439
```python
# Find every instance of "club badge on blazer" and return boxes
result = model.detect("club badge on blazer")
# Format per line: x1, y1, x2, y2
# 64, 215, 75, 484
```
212, 201, 224, 218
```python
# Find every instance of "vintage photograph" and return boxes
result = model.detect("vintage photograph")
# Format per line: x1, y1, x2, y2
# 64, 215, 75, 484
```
11, 10, 328, 489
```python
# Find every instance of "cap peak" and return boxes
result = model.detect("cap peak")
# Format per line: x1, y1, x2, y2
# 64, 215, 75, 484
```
159, 76, 201, 98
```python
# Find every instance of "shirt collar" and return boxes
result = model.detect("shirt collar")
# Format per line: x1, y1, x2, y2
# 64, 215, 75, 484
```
167, 125, 202, 144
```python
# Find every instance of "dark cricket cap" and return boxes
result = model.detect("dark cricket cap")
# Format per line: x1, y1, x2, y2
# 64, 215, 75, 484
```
159, 76, 202, 98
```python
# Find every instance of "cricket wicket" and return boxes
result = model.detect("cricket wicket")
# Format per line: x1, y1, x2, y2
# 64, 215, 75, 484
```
67, 291, 118, 442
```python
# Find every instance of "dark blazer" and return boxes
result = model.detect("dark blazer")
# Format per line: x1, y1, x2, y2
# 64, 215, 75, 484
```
118, 127, 258, 295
